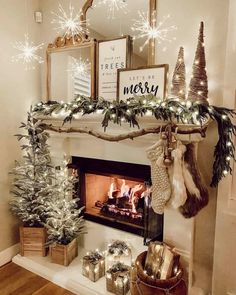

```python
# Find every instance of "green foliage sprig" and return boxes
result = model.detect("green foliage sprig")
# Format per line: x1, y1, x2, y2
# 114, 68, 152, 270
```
33, 95, 236, 187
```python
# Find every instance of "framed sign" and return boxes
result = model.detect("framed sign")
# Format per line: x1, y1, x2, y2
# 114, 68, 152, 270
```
117, 64, 169, 101
97, 36, 132, 101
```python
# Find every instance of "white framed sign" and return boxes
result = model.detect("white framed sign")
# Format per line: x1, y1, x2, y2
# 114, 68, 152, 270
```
97, 36, 132, 101
117, 64, 169, 101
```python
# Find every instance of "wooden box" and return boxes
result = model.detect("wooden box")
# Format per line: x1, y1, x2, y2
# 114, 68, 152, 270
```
20, 226, 47, 257
50, 239, 78, 266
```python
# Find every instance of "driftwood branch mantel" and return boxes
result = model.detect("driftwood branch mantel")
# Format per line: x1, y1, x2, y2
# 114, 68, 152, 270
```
40, 123, 207, 142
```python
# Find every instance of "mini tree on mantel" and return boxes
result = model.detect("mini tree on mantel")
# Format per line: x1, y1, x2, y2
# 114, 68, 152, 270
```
10, 111, 54, 227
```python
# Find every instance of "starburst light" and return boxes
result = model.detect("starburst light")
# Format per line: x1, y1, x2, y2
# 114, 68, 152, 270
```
51, 3, 89, 39
67, 57, 91, 78
131, 12, 177, 52
12, 34, 44, 69
96, 0, 128, 19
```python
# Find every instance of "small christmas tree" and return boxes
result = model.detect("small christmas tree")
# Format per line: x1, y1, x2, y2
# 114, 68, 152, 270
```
10, 111, 55, 227
45, 159, 85, 245
188, 22, 208, 104
171, 46, 186, 100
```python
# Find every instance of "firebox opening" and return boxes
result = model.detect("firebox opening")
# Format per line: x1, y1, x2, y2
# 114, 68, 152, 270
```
71, 156, 163, 242
85, 173, 149, 228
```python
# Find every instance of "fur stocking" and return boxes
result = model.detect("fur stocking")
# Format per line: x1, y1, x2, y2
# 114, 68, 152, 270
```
168, 141, 188, 208
179, 143, 209, 218
146, 140, 171, 214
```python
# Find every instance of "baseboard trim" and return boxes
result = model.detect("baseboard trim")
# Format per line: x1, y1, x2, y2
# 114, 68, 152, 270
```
0, 243, 20, 267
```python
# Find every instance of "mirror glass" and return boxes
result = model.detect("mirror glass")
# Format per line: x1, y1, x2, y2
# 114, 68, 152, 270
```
50, 47, 92, 102
87, 0, 149, 67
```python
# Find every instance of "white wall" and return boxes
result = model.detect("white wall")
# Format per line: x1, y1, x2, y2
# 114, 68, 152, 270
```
213, 0, 236, 294
0, 0, 41, 252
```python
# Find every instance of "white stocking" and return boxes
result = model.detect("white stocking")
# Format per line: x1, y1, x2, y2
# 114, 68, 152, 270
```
146, 140, 171, 214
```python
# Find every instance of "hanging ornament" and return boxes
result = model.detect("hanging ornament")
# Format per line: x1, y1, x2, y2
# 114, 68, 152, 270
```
51, 3, 89, 40
67, 57, 91, 78
12, 34, 44, 70
131, 12, 177, 52
96, 0, 128, 19
188, 22, 208, 104
171, 47, 186, 100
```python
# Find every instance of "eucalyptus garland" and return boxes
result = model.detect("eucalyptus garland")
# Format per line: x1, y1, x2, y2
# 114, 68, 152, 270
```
33, 95, 236, 187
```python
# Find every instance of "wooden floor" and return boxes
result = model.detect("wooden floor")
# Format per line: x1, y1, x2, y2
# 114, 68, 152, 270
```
0, 263, 75, 295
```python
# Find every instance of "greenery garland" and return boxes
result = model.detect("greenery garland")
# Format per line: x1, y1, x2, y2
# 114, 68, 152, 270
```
33, 95, 236, 187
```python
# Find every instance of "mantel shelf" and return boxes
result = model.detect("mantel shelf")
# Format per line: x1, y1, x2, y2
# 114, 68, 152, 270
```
38, 114, 209, 143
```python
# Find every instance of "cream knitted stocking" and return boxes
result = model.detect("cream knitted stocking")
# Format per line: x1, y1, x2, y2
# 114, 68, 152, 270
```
146, 140, 171, 214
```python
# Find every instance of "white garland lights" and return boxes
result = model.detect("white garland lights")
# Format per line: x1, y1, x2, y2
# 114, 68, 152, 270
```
12, 34, 44, 69
51, 3, 89, 40
131, 12, 177, 52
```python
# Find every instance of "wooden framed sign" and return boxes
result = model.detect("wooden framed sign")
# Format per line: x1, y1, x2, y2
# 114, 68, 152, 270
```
117, 64, 169, 101
97, 36, 132, 101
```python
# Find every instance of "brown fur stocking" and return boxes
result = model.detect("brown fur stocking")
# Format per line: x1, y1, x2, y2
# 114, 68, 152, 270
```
179, 143, 209, 218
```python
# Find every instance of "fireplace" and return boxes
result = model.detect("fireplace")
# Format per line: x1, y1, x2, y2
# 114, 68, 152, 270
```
71, 156, 163, 244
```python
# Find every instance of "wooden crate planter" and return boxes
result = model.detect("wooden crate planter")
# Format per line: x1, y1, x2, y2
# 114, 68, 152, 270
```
50, 239, 78, 266
20, 226, 47, 257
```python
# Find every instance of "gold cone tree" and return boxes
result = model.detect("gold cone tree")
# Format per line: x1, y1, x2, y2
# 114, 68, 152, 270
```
171, 46, 186, 100
188, 22, 208, 104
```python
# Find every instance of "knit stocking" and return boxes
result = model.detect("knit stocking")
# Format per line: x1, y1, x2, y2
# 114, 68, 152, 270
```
146, 140, 171, 214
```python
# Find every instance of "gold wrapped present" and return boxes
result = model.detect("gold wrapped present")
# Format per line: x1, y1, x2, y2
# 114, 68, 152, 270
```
106, 263, 130, 294
115, 273, 130, 295
106, 240, 132, 270
82, 251, 105, 282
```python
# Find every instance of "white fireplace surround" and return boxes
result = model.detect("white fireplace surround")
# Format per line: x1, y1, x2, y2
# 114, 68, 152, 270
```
48, 115, 199, 281
14, 114, 204, 294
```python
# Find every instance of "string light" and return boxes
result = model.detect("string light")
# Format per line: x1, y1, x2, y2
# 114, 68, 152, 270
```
67, 57, 91, 78
226, 156, 231, 161
96, 0, 128, 19
222, 114, 227, 120
131, 12, 177, 52
51, 3, 89, 40
12, 34, 44, 69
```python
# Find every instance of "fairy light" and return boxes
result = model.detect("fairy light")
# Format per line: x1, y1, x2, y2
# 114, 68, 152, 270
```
131, 12, 177, 52
223, 170, 228, 175
226, 156, 231, 161
12, 34, 44, 69
227, 142, 232, 147
51, 3, 89, 40
96, 0, 128, 19
222, 114, 227, 120
67, 57, 91, 78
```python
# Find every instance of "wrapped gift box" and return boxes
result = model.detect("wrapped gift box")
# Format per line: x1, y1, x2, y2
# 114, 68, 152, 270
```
82, 251, 105, 282
106, 240, 132, 270
106, 262, 130, 295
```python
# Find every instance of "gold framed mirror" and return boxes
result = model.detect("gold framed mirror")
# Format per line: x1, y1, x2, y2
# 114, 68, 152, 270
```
46, 0, 157, 102
84, 0, 157, 66
46, 37, 96, 102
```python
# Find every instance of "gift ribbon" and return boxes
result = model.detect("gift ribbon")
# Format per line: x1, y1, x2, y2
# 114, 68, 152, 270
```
132, 275, 184, 295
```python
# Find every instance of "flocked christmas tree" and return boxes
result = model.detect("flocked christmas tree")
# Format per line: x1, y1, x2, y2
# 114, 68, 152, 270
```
10, 111, 55, 227
171, 46, 186, 100
188, 21, 208, 104
45, 159, 85, 245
